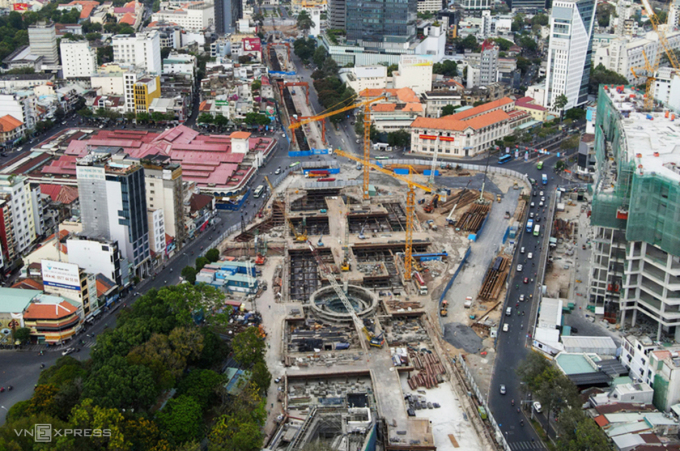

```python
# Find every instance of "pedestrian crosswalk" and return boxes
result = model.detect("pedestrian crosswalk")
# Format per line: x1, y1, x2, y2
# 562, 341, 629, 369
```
509, 440, 545, 450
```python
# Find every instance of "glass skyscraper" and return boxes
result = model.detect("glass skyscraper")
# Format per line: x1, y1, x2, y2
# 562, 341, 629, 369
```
345, 0, 418, 44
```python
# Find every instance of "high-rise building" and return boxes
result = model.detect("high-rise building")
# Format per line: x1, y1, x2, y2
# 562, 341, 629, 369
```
543, 0, 596, 110
215, 0, 242, 34
28, 21, 59, 66
152, 2, 215, 32
76, 152, 150, 278
0, 175, 37, 255
67, 236, 124, 288
479, 39, 499, 86
112, 31, 162, 74
329, 0, 346, 29
60, 40, 97, 79
504, 0, 546, 10
345, 0, 417, 44
0, 198, 15, 272
417, 0, 443, 13
590, 85, 680, 342
133, 76, 161, 113
460, 0, 491, 18
670, 0, 680, 31
140, 156, 185, 254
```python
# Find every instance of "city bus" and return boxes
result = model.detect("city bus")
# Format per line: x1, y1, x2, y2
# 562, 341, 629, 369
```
542, 174, 548, 185
536, 161, 543, 170
498, 154, 512, 164
253, 185, 265, 198
289, 161, 301, 168
376, 156, 390, 160
533, 225, 541, 236
526, 219, 534, 233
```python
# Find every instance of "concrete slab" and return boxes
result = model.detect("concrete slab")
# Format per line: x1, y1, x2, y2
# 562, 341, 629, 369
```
400, 374, 484, 450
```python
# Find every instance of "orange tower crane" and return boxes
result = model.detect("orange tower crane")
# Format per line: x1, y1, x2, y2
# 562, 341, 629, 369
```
334, 149, 432, 282
288, 91, 386, 199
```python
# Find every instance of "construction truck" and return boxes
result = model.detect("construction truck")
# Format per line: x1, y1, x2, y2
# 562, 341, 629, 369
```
255, 253, 266, 265
440, 300, 448, 317
341, 257, 350, 272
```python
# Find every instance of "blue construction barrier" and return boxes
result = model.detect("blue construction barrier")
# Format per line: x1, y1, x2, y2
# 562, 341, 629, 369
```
302, 167, 340, 174
502, 227, 510, 244
439, 246, 472, 309
288, 148, 331, 157
215, 189, 250, 211
394, 168, 409, 175
475, 210, 491, 240
423, 170, 440, 176
270, 70, 296, 76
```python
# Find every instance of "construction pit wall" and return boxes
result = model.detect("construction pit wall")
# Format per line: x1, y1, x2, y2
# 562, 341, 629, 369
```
275, 312, 487, 450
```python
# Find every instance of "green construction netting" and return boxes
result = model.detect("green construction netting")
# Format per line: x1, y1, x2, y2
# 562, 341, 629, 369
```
653, 373, 669, 411
591, 86, 680, 256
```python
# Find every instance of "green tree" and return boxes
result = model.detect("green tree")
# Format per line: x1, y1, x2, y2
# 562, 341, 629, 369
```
516, 56, 531, 74
516, 351, 551, 393
250, 360, 272, 393
97, 45, 113, 65
232, 327, 266, 368
77, 108, 93, 118
531, 13, 549, 26
461, 34, 479, 52
181, 266, 197, 284
386, 64, 398, 76
565, 108, 586, 121
13, 327, 31, 343
432, 59, 458, 77
560, 135, 580, 150
554, 93, 569, 119
512, 13, 525, 32
589, 63, 629, 94
387, 129, 410, 148
177, 369, 226, 411
208, 413, 263, 451
198, 113, 214, 124
205, 248, 220, 262
214, 114, 229, 127
493, 37, 514, 51
136, 111, 151, 123
297, 10, 314, 36
83, 355, 158, 410
157, 395, 203, 444
251, 79, 262, 91
441, 104, 456, 116
68, 398, 128, 450
195, 256, 209, 271
312, 46, 327, 67
519, 35, 537, 52
151, 111, 166, 123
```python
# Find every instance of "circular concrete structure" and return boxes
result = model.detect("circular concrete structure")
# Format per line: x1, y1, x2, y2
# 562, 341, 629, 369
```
309, 285, 378, 323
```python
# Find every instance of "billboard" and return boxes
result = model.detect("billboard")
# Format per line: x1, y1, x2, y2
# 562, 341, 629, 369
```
41, 260, 81, 292
242, 38, 261, 53
13, 3, 28, 10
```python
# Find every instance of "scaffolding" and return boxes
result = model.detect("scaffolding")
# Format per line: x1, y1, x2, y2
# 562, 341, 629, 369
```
591, 85, 680, 256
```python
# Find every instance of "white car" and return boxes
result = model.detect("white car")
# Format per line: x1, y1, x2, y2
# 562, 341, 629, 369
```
530, 202, 535, 208
529, 212, 534, 218
62, 347, 75, 356
541, 197, 546, 202
503, 323, 509, 332
539, 201, 544, 207
517, 264, 523, 272
533, 401, 542, 413
528, 252, 533, 259
275, 168, 282, 175
520, 247, 525, 254
519, 294, 525, 302
539, 191, 544, 196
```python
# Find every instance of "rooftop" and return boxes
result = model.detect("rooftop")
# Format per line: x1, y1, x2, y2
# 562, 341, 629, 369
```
603, 85, 680, 183
0, 115, 23, 132
0, 288, 41, 313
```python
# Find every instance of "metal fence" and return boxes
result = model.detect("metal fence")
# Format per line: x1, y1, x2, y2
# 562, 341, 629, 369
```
459, 353, 511, 451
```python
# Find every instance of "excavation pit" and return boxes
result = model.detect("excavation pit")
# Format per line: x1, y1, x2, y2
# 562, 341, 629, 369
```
309, 285, 378, 323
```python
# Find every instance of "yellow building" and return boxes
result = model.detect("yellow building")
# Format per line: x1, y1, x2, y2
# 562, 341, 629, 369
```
515, 96, 549, 122
134, 76, 161, 113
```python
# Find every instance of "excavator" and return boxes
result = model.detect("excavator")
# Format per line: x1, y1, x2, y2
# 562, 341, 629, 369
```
423, 194, 440, 213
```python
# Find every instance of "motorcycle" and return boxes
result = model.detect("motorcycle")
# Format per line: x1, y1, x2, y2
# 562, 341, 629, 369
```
7, 385, 12, 391
511, 399, 515, 406
40, 364, 45, 369
520, 420, 524, 427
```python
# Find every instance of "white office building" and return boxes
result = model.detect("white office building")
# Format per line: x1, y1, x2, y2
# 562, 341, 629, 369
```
544, 0, 597, 111
654, 67, 680, 111
338, 66, 388, 93
0, 175, 37, 254
76, 152, 150, 278
393, 55, 434, 95
112, 31, 162, 74
0, 94, 37, 130
417, 0, 442, 13
152, 2, 215, 32
162, 53, 197, 80
60, 40, 97, 79
147, 208, 165, 262
67, 237, 124, 287
28, 21, 59, 67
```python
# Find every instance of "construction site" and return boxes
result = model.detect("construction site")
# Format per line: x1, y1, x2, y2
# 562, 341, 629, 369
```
210, 149, 526, 451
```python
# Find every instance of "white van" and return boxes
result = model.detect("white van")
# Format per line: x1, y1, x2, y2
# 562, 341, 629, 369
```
506, 307, 512, 316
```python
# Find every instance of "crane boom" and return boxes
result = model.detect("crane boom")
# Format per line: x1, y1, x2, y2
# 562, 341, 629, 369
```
641, 0, 680, 70
288, 95, 387, 129
335, 149, 431, 281
306, 240, 371, 350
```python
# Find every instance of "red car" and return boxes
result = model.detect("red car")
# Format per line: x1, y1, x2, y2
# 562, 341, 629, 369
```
523, 277, 529, 284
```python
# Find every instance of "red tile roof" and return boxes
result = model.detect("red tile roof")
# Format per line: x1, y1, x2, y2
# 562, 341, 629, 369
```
40, 184, 79, 204
411, 108, 509, 132
0, 115, 23, 132
64, 0, 99, 19
11, 278, 44, 290
361, 87, 420, 104
190, 193, 212, 212
230, 131, 251, 139
119, 12, 136, 24
24, 301, 78, 320
594, 415, 609, 427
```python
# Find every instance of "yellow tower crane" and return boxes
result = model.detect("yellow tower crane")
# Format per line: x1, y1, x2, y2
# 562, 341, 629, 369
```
630, 0, 680, 109
288, 91, 386, 200
334, 149, 432, 282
